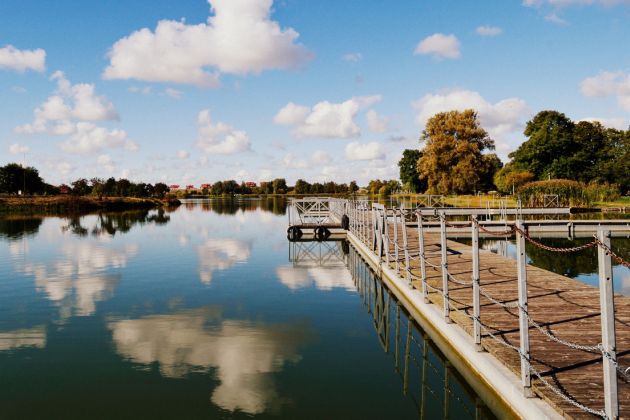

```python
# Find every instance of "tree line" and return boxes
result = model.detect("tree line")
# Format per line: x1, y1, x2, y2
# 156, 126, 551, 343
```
399, 109, 629, 195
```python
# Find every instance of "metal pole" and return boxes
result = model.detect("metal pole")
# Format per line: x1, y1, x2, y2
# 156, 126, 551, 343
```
393, 208, 400, 274
421, 332, 428, 419
402, 210, 411, 285
440, 213, 451, 323
515, 220, 532, 396
403, 317, 412, 395
444, 360, 451, 419
418, 212, 429, 303
598, 229, 618, 420
395, 303, 400, 371
472, 217, 482, 351
383, 210, 390, 266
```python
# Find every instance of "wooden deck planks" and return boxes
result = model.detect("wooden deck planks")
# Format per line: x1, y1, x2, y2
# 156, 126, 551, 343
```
370, 223, 630, 419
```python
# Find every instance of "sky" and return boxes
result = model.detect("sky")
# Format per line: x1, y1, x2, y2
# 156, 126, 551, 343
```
1, 0, 629, 186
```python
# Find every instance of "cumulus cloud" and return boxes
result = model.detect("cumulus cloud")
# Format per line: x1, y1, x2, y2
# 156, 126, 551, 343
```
579, 117, 628, 130
164, 88, 183, 99
97, 154, 116, 172
414, 33, 461, 60
274, 95, 382, 138
9, 143, 29, 155
311, 150, 332, 165
103, 0, 312, 87
581, 70, 630, 112
342, 52, 362, 62
366, 109, 388, 133
177, 150, 190, 159
476, 26, 503, 36
0, 45, 46, 73
196, 110, 251, 154
282, 153, 308, 169
14, 71, 134, 154
345, 141, 386, 161
523, 0, 630, 6
60, 122, 135, 154
413, 89, 530, 151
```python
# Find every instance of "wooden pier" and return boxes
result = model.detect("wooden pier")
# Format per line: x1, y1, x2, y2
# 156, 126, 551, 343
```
288, 198, 630, 419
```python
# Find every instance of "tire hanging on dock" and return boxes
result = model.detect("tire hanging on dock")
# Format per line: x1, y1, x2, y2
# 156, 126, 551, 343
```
341, 214, 350, 230
287, 226, 303, 241
314, 226, 331, 240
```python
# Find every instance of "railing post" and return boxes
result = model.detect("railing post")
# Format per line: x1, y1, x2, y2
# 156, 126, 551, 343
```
515, 220, 532, 396
372, 205, 378, 252
440, 212, 451, 323
402, 210, 411, 285
598, 229, 618, 420
417, 211, 429, 303
393, 208, 400, 274
383, 210, 390, 266
472, 217, 482, 351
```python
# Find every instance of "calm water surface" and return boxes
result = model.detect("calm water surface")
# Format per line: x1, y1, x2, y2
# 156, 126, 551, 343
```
0, 199, 495, 419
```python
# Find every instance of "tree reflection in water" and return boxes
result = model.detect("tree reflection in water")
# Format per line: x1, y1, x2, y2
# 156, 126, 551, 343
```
61, 208, 171, 237
0, 217, 43, 239
190, 197, 287, 215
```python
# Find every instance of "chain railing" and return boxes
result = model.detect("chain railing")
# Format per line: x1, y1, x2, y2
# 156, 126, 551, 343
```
342, 200, 628, 419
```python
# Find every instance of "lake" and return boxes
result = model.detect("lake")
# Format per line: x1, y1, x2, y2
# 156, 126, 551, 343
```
2, 198, 627, 419
0, 199, 496, 419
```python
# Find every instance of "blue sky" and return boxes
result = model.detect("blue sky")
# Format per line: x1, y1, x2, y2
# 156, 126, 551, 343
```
1, 0, 629, 186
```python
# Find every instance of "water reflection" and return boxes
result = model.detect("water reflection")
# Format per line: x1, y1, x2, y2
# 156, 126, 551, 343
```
0, 217, 43, 239
197, 238, 251, 284
346, 244, 495, 419
0, 326, 46, 351
108, 307, 311, 414
184, 197, 287, 216
279, 241, 354, 291
61, 209, 170, 237
14, 242, 137, 319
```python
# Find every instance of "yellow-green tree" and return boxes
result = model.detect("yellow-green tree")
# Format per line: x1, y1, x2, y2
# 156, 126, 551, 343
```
417, 110, 496, 194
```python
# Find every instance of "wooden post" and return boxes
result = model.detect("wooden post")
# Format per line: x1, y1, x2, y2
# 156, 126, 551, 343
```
598, 229, 618, 420
472, 217, 482, 351
402, 210, 411, 285
515, 220, 532, 396
418, 212, 429, 303
440, 213, 451, 323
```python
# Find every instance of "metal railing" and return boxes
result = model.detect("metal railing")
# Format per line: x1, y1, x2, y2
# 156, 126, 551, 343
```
343, 200, 629, 419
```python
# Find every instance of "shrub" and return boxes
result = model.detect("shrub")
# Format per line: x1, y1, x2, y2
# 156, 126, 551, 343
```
584, 182, 620, 203
518, 179, 589, 207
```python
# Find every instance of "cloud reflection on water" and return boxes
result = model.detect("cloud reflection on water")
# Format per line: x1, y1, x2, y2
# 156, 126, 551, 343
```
108, 308, 310, 414
197, 238, 251, 284
0, 326, 46, 351
276, 265, 354, 291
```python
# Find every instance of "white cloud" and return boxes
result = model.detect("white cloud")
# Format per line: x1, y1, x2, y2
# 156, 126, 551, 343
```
524, 0, 630, 6
9, 143, 29, 155
414, 33, 461, 60
128, 86, 152, 95
177, 150, 190, 159
311, 150, 332, 165
580, 117, 628, 130
0, 45, 46, 73
276, 265, 354, 291
544, 12, 568, 24
196, 109, 251, 154
366, 109, 388, 133
282, 153, 308, 169
15, 71, 125, 154
413, 89, 530, 152
476, 26, 503, 36
342, 52, 362, 62
274, 95, 382, 138
581, 70, 630, 112
97, 154, 116, 172
60, 122, 131, 154
103, 0, 312, 87
345, 141, 385, 161
164, 88, 183, 99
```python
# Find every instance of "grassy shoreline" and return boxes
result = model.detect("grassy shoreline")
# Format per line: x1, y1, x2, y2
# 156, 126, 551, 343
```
0, 195, 180, 214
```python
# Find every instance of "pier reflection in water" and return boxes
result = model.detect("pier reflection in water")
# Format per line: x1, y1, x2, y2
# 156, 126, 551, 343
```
289, 239, 496, 419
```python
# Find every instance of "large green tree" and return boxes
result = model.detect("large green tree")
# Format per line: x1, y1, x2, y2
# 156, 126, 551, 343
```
0, 163, 46, 194
417, 110, 497, 194
398, 149, 426, 193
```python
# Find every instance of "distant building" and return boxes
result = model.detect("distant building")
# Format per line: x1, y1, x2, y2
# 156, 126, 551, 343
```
186, 185, 194, 190
200, 183, 212, 189
245, 181, 257, 188
169, 184, 180, 191
59, 185, 70, 194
